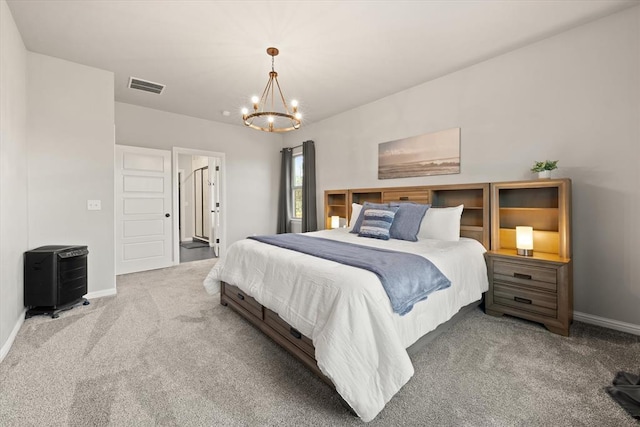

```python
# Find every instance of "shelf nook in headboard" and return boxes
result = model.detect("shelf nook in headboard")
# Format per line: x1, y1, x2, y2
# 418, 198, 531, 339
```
324, 190, 348, 229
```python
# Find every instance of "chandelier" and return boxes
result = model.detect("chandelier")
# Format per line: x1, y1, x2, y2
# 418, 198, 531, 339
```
242, 47, 301, 132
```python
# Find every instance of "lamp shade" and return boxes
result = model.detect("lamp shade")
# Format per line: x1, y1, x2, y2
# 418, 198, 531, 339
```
331, 216, 340, 229
516, 226, 534, 256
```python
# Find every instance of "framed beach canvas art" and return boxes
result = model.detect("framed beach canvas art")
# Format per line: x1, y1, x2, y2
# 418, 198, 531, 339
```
378, 128, 460, 179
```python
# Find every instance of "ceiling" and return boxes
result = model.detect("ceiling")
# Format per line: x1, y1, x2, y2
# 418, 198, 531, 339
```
7, 0, 638, 128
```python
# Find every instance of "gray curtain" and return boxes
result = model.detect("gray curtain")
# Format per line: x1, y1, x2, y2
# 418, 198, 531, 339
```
301, 140, 317, 232
277, 148, 292, 234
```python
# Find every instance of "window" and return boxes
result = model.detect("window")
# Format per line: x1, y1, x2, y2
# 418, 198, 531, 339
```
292, 153, 303, 219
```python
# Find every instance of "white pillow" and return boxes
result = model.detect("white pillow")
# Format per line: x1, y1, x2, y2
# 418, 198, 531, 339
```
349, 203, 363, 229
418, 204, 464, 241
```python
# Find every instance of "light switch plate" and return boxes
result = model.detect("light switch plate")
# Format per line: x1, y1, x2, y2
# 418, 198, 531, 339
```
87, 200, 101, 210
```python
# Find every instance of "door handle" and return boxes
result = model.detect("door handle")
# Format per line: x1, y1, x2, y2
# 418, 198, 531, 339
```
165, 213, 170, 218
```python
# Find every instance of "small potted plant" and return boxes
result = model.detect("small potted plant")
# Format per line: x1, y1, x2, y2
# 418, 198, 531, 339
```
531, 160, 558, 179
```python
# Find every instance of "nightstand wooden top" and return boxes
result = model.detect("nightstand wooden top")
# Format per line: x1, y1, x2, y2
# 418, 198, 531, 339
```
486, 249, 571, 264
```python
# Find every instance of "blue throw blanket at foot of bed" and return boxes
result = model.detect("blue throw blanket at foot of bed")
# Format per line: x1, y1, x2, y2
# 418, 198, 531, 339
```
248, 233, 451, 315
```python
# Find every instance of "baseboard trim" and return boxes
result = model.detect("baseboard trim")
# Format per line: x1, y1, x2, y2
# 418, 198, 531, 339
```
574, 311, 640, 336
0, 309, 26, 363
85, 288, 117, 299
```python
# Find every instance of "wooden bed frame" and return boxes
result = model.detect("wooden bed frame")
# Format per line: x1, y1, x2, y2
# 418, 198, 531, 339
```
220, 183, 490, 389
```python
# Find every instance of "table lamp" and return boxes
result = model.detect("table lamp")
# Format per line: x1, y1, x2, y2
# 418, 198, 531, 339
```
331, 216, 340, 229
516, 226, 534, 256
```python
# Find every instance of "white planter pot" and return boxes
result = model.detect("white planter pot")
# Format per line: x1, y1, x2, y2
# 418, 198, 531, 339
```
537, 170, 551, 179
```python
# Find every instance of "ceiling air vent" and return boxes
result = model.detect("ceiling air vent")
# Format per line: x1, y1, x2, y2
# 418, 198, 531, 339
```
128, 77, 165, 95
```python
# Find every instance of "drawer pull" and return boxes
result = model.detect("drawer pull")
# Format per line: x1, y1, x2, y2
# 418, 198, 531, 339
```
399, 196, 409, 201
513, 272, 532, 280
514, 296, 532, 304
237, 293, 245, 300
289, 327, 302, 340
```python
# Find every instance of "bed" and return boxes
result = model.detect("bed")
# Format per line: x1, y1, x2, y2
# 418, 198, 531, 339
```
203, 184, 490, 422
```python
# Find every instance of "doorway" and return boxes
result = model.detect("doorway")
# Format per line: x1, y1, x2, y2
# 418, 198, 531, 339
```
172, 148, 226, 264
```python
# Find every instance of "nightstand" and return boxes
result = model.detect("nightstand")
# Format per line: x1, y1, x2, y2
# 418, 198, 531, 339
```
485, 250, 572, 336
486, 179, 572, 336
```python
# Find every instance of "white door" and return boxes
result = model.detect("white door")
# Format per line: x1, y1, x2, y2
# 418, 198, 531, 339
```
115, 145, 172, 275
209, 157, 221, 256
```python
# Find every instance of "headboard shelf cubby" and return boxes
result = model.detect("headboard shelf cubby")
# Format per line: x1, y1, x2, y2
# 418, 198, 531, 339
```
324, 190, 349, 229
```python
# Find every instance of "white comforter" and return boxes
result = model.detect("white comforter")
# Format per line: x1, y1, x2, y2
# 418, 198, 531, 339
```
203, 229, 488, 422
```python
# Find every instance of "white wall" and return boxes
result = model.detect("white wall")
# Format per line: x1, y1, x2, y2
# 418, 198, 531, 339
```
27, 53, 115, 295
285, 7, 640, 327
0, 0, 29, 360
115, 102, 281, 245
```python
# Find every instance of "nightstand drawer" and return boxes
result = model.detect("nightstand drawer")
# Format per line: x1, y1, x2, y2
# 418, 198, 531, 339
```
494, 282, 557, 318
493, 260, 557, 292
223, 283, 263, 320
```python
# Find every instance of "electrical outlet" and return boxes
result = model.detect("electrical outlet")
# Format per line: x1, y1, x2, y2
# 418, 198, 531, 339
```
87, 200, 101, 210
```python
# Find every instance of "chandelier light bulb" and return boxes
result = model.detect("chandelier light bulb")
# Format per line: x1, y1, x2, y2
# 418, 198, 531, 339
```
251, 96, 260, 104
268, 116, 274, 123
295, 112, 302, 120
291, 100, 298, 107
241, 107, 248, 115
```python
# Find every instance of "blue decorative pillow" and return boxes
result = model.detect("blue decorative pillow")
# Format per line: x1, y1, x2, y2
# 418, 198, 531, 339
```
350, 201, 389, 234
388, 202, 431, 242
358, 206, 399, 240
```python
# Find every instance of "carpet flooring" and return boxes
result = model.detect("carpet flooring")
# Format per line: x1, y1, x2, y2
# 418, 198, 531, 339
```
1, 258, 638, 426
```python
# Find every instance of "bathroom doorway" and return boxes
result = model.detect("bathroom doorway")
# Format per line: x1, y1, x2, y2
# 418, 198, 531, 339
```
173, 148, 225, 264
